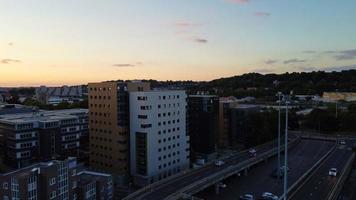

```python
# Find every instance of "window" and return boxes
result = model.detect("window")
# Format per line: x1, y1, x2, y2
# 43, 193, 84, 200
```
3, 182, 8, 190
49, 178, 56, 186
50, 191, 56, 199
72, 181, 77, 189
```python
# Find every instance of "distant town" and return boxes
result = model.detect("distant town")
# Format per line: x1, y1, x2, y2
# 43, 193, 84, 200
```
0, 70, 355, 199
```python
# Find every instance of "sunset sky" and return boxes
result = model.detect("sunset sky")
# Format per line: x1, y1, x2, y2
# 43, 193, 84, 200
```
1, 0, 356, 86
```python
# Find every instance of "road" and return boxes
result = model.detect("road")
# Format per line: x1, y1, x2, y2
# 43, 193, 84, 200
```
290, 140, 354, 200
128, 136, 296, 200
196, 139, 334, 200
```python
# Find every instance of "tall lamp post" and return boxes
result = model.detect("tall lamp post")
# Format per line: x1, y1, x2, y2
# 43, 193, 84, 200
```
283, 94, 290, 200
276, 92, 282, 180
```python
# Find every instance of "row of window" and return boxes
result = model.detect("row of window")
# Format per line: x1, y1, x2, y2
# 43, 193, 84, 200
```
158, 95, 180, 100
89, 95, 112, 100
157, 103, 180, 109
158, 135, 180, 143
90, 111, 111, 117
158, 151, 181, 161
90, 120, 112, 126
89, 103, 111, 108
90, 136, 113, 143
158, 143, 181, 152
157, 111, 180, 117
89, 87, 112, 91
158, 159, 181, 170
158, 127, 181, 135
158, 119, 180, 126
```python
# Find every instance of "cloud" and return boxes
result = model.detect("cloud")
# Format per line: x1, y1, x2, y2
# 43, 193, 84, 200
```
334, 49, 356, 60
283, 58, 307, 64
112, 64, 135, 67
226, 0, 250, 4
302, 50, 316, 54
264, 59, 278, 65
296, 64, 356, 72
175, 22, 201, 27
255, 12, 271, 17
1, 59, 21, 64
194, 38, 208, 43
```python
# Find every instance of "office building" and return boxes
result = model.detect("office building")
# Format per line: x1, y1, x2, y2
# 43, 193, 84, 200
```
0, 157, 113, 200
129, 90, 190, 186
230, 105, 260, 147
188, 95, 219, 161
88, 81, 150, 179
0, 109, 88, 168
218, 96, 239, 148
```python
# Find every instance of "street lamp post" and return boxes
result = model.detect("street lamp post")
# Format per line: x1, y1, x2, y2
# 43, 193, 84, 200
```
283, 95, 290, 200
277, 92, 282, 180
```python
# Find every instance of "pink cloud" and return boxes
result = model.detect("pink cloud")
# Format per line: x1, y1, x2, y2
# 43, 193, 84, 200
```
255, 12, 271, 17
226, 0, 250, 4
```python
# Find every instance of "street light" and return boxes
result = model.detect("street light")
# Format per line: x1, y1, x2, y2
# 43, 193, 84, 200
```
283, 94, 291, 200
276, 92, 283, 180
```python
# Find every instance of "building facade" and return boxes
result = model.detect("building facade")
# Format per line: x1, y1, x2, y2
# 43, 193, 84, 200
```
129, 90, 190, 186
0, 157, 113, 200
88, 81, 150, 179
218, 97, 239, 148
230, 105, 260, 147
0, 109, 88, 168
188, 95, 219, 161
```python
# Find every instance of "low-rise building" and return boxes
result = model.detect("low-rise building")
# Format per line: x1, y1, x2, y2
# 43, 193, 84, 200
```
0, 109, 88, 168
322, 92, 356, 102
0, 157, 113, 200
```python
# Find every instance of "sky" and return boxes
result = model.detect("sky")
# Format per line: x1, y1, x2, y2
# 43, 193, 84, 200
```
1, 0, 356, 86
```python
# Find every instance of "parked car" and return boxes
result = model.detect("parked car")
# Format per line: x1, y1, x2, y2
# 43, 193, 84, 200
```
260, 192, 278, 200
240, 194, 254, 200
339, 140, 346, 145
215, 160, 225, 166
329, 168, 337, 176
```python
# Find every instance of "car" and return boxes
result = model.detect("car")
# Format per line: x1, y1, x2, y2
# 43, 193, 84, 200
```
240, 194, 254, 200
329, 168, 337, 176
249, 149, 257, 157
260, 192, 278, 200
215, 160, 225, 166
339, 140, 346, 145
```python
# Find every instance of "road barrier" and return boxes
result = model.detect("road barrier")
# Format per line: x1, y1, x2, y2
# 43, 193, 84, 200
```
327, 152, 355, 200
164, 137, 301, 200
282, 143, 336, 200
123, 135, 297, 200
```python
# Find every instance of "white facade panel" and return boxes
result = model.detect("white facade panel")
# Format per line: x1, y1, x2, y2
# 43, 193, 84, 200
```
129, 90, 190, 185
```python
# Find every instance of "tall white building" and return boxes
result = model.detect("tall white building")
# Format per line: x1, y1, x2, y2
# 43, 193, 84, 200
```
129, 90, 190, 186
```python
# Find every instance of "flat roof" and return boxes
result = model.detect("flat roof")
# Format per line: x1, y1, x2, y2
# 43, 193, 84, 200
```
0, 109, 88, 124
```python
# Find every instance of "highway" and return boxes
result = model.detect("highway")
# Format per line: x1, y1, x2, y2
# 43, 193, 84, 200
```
125, 136, 297, 200
196, 139, 334, 200
290, 140, 354, 200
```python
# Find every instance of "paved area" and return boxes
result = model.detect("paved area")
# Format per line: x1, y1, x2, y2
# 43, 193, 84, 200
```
196, 139, 334, 200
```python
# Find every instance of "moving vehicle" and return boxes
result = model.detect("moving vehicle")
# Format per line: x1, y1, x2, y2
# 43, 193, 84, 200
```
339, 140, 346, 145
240, 194, 254, 200
329, 168, 337, 176
215, 160, 225, 166
249, 148, 257, 157
260, 192, 278, 200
